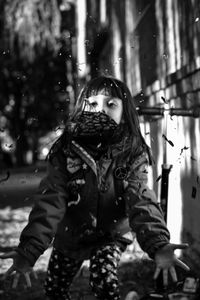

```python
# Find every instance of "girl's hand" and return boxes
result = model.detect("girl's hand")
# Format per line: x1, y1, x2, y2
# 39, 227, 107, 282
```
0, 251, 37, 288
153, 243, 190, 287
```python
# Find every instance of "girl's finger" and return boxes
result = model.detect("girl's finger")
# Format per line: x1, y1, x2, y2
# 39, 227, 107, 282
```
12, 273, 20, 289
32, 271, 38, 280
153, 267, 161, 280
175, 258, 190, 271
24, 273, 32, 288
169, 266, 177, 282
162, 269, 168, 287
3, 265, 15, 279
0, 251, 17, 259
170, 243, 189, 250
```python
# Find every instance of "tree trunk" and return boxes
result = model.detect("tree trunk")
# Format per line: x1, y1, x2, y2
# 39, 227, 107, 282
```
13, 90, 28, 167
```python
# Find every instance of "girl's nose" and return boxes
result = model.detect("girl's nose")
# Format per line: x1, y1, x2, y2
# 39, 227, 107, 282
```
97, 102, 106, 113
101, 103, 108, 114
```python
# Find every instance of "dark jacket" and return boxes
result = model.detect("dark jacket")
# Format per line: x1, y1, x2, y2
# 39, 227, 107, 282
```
17, 138, 170, 266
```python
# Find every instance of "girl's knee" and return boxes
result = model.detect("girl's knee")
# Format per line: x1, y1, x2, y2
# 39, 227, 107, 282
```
89, 244, 122, 299
89, 273, 120, 299
89, 283, 120, 300
44, 286, 71, 300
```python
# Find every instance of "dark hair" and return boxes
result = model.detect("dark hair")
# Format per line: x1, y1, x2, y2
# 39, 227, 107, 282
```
69, 75, 152, 163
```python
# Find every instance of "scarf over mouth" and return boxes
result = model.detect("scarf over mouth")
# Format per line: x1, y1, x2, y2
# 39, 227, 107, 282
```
67, 111, 124, 146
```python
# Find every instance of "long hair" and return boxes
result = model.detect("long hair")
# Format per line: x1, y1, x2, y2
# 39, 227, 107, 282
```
68, 75, 152, 163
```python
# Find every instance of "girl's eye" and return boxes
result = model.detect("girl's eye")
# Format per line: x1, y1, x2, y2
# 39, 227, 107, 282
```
85, 100, 97, 107
90, 102, 97, 107
84, 100, 97, 110
107, 100, 116, 107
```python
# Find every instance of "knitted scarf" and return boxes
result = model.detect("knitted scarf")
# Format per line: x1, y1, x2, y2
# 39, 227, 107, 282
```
66, 111, 125, 159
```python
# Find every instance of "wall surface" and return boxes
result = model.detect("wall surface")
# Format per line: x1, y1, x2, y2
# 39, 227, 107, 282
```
81, 0, 200, 271
128, 0, 200, 270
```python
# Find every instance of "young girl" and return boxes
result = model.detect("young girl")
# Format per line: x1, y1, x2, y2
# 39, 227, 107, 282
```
0, 76, 189, 300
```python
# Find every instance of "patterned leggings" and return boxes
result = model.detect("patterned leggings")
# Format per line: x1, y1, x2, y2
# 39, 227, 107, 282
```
44, 244, 122, 300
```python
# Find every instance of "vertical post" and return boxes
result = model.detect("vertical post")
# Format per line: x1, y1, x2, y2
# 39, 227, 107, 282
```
160, 103, 172, 223
157, 103, 172, 291
160, 163, 172, 222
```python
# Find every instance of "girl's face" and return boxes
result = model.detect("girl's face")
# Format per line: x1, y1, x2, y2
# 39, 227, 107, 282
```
83, 94, 123, 124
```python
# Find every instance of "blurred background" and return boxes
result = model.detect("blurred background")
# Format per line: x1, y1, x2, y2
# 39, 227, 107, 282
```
0, 0, 200, 293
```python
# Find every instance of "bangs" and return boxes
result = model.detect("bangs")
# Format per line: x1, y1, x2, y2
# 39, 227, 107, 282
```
84, 76, 124, 100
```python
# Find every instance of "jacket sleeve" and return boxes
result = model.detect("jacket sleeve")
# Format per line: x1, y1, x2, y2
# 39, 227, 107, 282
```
16, 149, 69, 266
124, 152, 170, 258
